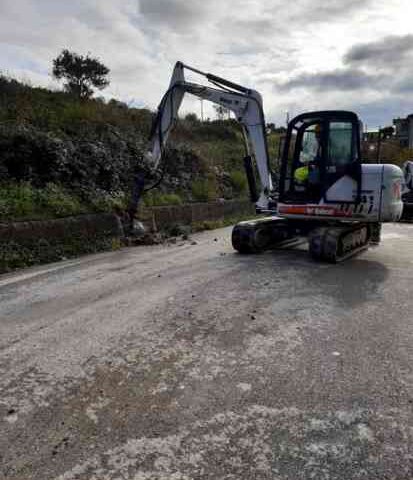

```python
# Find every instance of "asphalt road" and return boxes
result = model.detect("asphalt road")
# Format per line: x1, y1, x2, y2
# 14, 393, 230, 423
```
1, 223, 413, 480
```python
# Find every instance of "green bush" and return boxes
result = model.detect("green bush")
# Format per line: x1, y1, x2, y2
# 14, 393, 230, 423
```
37, 183, 85, 217
143, 192, 183, 206
0, 182, 95, 220
191, 176, 218, 202
89, 190, 128, 212
229, 170, 247, 196
0, 182, 37, 219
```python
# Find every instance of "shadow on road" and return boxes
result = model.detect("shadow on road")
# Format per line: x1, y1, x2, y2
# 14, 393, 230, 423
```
230, 246, 389, 308
316, 258, 389, 307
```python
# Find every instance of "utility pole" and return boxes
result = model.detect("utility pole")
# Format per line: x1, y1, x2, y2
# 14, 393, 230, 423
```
200, 99, 204, 122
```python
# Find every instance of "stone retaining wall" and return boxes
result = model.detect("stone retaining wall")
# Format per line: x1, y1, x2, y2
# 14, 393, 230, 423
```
140, 199, 255, 231
0, 200, 255, 273
0, 213, 123, 273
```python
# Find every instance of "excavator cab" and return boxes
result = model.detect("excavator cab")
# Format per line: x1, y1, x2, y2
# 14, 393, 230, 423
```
279, 111, 362, 205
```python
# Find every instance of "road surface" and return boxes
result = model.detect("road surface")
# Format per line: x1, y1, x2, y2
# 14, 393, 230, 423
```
1, 223, 413, 479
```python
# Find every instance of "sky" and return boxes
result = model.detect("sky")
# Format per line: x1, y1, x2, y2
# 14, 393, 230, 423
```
1, 0, 413, 128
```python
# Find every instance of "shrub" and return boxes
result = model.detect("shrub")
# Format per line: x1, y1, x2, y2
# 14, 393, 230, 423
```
37, 183, 85, 217
0, 182, 37, 219
0, 124, 148, 195
0, 182, 87, 221
143, 192, 183, 206
89, 190, 128, 212
191, 176, 218, 202
229, 170, 247, 196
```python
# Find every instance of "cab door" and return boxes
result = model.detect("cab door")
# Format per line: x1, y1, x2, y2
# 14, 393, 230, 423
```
322, 120, 362, 204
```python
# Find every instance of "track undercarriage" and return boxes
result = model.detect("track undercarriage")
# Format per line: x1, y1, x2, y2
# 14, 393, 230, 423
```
232, 216, 379, 263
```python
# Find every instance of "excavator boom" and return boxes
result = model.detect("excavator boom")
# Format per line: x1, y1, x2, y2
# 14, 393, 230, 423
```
144, 61, 273, 210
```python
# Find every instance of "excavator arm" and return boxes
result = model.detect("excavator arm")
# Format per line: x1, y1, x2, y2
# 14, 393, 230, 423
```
133, 62, 273, 216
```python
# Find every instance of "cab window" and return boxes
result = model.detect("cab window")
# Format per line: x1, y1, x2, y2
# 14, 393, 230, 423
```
328, 122, 354, 169
300, 126, 319, 164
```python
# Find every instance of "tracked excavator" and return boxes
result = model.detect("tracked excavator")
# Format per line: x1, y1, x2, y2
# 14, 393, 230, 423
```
131, 61, 404, 262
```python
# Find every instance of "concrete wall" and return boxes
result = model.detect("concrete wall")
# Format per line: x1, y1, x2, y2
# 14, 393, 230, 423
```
0, 200, 255, 273
0, 213, 123, 273
140, 199, 255, 231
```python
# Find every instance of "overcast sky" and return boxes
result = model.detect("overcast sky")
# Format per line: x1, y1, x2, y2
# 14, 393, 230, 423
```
1, 0, 413, 128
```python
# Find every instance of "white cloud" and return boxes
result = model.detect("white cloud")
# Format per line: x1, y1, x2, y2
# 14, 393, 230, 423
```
0, 0, 412, 127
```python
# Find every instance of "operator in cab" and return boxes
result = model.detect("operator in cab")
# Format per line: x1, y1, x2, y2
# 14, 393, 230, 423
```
294, 123, 322, 189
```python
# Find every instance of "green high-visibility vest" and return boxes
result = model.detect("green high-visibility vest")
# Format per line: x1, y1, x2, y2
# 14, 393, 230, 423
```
294, 166, 309, 183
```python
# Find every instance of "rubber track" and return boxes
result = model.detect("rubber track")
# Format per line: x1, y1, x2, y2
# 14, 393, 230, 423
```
309, 225, 370, 263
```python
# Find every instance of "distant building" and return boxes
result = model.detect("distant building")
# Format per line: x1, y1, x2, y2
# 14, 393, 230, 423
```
393, 115, 413, 148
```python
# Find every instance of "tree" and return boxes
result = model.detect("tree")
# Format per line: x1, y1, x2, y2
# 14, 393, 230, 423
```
185, 112, 198, 123
266, 122, 276, 133
52, 49, 110, 99
213, 104, 230, 121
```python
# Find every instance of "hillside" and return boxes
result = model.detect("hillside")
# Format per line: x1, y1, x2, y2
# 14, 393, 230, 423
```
0, 75, 281, 222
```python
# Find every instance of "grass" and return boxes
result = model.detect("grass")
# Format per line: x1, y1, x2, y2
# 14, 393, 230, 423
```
191, 176, 218, 202
0, 74, 153, 135
142, 192, 183, 207
229, 170, 248, 197
0, 182, 84, 221
0, 182, 128, 222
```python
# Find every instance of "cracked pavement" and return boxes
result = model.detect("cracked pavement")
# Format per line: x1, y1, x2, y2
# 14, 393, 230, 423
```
1, 223, 413, 479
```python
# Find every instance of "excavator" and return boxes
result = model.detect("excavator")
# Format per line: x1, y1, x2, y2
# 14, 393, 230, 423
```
131, 61, 404, 262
